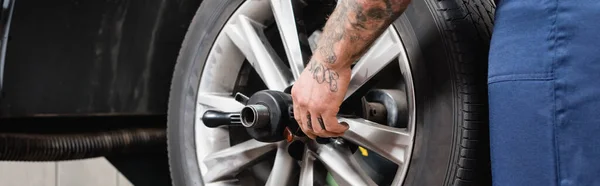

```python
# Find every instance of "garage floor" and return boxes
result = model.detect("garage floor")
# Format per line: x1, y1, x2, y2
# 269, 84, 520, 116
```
0, 157, 133, 186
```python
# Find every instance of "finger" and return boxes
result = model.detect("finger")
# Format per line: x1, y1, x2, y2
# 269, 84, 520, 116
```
291, 104, 305, 136
292, 104, 302, 127
306, 113, 313, 131
293, 101, 311, 137
305, 113, 318, 139
317, 117, 327, 131
321, 114, 349, 134
310, 113, 341, 137
299, 110, 316, 139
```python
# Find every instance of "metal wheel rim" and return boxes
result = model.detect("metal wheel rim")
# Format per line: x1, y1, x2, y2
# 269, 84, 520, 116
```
192, 1, 416, 185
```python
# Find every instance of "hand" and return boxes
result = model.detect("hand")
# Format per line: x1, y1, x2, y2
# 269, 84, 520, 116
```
291, 59, 351, 139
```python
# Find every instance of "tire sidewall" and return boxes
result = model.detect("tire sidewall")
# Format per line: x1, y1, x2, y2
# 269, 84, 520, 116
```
167, 0, 244, 185
392, 3, 458, 185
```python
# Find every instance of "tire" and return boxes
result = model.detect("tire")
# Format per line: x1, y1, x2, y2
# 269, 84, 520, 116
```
167, 0, 495, 185
397, 0, 494, 186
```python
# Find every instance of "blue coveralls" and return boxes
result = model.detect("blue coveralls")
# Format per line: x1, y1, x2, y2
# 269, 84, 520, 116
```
489, 0, 600, 185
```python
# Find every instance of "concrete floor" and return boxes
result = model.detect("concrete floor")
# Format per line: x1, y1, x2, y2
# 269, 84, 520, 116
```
0, 157, 133, 186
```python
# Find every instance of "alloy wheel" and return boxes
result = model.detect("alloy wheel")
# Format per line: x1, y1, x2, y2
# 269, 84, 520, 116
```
193, 0, 416, 185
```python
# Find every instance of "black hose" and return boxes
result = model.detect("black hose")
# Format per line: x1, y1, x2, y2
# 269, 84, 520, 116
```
0, 128, 165, 161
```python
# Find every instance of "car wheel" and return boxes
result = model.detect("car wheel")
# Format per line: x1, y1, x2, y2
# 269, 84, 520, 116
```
167, 0, 495, 185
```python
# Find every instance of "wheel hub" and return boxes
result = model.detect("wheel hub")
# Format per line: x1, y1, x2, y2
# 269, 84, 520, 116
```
363, 89, 408, 128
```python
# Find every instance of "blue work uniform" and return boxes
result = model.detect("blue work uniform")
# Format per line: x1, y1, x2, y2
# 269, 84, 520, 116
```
489, 0, 600, 185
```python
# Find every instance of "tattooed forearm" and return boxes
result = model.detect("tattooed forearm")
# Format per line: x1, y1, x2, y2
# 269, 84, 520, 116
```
313, 0, 410, 68
317, 4, 347, 64
306, 0, 410, 92
308, 59, 340, 92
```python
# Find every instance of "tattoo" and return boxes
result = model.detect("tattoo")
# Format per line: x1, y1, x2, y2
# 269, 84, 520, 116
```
365, 7, 388, 20
316, 0, 358, 64
348, 2, 367, 30
317, 19, 343, 64
313, 0, 408, 66
383, 0, 396, 18
306, 0, 408, 92
317, 117, 326, 131
308, 59, 340, 92
307, 114, 313, 130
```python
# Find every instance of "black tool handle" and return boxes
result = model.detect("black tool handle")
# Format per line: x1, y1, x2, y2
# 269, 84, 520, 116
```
201, 110, 241, 128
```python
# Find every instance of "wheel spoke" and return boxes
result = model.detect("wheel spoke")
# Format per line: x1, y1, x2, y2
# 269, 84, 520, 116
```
204, 181, 239, 186
203, 140, 278, 183
270, 0, 304, 79
339, 117, 411, 165
265, 143, 295, 186
197, 93, 244, 112
344, 27, 403, 100
298, 148, 316, 186
313, 144, 376, 186
224, 15, 293, 91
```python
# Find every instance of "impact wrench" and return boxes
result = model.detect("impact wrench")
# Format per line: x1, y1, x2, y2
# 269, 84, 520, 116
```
200, 90, 344, 144
200, 87, 403, 146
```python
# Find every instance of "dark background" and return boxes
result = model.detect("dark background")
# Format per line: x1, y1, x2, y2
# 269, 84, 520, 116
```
0, 0, 202, 118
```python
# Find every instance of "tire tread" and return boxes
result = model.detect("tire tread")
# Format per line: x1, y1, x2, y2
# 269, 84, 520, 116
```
428, 0, 495, 185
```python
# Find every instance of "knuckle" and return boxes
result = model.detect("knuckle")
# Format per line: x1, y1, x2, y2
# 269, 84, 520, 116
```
329, 106, 340, 113
297, 99, 308, 107
300, 127, 309, 134
296, 121, 303, 128
294, 114, 301, 121
307, 102, 320, 110
315, 104, 332, 114
321, 111, 337, 119
322, 119, 333, 127
312, 126, 323, 133
301, 126, 312, 135
293, 112, 301, 121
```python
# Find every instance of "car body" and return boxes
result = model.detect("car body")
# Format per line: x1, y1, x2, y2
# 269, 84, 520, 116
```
0, 1, 204, 185
0, 0, 202, 118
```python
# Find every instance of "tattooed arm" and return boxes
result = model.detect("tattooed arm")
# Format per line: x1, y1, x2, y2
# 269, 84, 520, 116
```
291, 0, 411, 138
314, 0, 409, 73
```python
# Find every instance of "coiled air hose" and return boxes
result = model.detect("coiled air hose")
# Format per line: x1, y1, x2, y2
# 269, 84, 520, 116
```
0, 128, 165, 161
